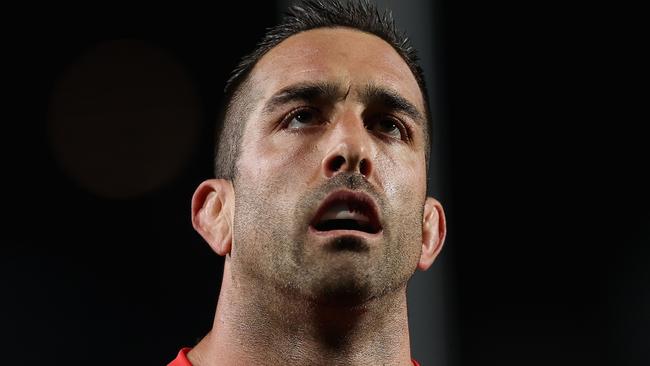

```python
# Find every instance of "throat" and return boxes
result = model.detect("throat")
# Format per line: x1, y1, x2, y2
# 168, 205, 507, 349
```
206, 259, 412, 365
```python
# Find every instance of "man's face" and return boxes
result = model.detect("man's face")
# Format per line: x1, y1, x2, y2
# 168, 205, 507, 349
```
232, 28, 429, 305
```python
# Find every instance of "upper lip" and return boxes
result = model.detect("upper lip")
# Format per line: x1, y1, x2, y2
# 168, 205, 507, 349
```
309, 190, 382, 234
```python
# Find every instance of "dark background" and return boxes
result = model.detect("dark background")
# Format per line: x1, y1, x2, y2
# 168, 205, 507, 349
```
2, 1, 647, 365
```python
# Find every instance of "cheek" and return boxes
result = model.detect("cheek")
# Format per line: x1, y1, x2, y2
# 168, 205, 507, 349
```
239, 129, 426, 201
242, 133, 323, 184
374, 143, 427, 202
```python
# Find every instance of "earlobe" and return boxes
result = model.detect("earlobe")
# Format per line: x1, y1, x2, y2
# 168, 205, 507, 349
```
191, 179, 234, 256
418, 197, 447, 271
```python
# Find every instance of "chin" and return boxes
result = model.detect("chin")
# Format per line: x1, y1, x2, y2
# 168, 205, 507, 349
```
325, 235, 371, 253
308, 258, 378, 307
313, 279, 373, 307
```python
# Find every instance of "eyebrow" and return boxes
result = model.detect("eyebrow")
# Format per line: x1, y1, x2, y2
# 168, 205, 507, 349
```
360, 84, 424, 125
262, 81, 343, 115
261, 81, 425, 125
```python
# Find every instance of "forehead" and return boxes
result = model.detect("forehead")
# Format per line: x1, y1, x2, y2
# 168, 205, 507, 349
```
248, 27, 424, 112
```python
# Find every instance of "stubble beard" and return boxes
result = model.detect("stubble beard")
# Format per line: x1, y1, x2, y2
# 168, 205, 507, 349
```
231, 172, 424, 309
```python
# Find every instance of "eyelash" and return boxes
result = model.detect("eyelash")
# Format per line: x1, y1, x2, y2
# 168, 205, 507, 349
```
374, 115, 412, 143
279, 106, 323, 128
279, 106, 412, 143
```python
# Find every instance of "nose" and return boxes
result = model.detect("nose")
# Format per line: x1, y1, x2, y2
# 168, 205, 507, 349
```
321, 114, 374, 179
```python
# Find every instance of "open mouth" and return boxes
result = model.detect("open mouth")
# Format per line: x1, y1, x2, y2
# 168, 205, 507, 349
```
310, 190, 382, 234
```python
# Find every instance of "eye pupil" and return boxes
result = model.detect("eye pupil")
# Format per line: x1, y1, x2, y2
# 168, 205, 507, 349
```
377, 118, 402, 139
295, 111, 312, 123
381, 120, 396, 130
286, 109, 319, 129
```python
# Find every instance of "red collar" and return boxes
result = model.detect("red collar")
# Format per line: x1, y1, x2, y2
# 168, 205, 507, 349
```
168, 347, 421, 365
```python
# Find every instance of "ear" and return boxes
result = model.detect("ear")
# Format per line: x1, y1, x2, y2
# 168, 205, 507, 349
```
191, 179, 234, 256
418, 197, 447, 271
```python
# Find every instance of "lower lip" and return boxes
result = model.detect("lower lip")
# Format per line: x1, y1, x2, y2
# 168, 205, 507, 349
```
308, 226, 383, 240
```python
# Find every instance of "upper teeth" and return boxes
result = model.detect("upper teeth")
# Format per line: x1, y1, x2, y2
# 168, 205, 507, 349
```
319, 202, 370, 223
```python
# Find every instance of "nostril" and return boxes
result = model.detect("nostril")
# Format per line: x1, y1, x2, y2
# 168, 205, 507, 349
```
328, 155, 346, 173
360, 159, 371, 176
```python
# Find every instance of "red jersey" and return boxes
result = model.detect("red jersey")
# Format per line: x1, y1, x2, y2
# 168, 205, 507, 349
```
168, 347, 421, 366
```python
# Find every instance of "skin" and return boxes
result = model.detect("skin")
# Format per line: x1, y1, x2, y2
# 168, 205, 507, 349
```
189, 27, 446, 366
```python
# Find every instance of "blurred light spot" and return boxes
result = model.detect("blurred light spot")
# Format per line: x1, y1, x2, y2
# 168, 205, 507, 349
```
48, 39, 201, 199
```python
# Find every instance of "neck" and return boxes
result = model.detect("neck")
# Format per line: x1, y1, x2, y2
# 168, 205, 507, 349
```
188, 259, 414, 366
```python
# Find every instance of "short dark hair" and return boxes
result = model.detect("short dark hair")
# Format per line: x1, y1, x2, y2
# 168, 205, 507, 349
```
214, 0, 432, 181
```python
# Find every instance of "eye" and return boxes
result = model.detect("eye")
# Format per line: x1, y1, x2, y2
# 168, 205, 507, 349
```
285, 108, 321, 129
372, 117, 405, 140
